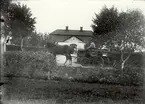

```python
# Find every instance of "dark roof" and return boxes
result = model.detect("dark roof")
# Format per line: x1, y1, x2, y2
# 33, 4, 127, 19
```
50, 29, 93, 36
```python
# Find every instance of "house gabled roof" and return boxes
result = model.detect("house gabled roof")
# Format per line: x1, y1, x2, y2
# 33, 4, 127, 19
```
50, 29, 93, 36
64, 36, 83, 43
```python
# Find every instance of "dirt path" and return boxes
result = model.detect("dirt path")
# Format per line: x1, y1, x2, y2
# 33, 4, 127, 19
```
56, 55, 96, 68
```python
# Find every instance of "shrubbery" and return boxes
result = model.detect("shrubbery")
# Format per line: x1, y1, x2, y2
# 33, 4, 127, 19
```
3, 51, 144, 86
108, 52, 145, 67
82, 67, 143, 86
6, 45, 22, 51
77, 51, 145, 67
4, 51, 56, 79
52, 66, 144, 86
6, 45, 46, 51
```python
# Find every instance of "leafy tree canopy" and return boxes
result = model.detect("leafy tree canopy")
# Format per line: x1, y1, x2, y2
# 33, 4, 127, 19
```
92, 6, 145, 52
5, 3, 36, 38
92, 6, 145, 69
0, 0, 12, 13
92, 5, 119, 35
114, 9, 145, 52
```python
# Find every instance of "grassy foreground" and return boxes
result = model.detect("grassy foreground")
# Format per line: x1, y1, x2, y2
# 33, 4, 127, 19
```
3, 99, 144, 104
3, 51, 145, 103
2, 77, 144, 104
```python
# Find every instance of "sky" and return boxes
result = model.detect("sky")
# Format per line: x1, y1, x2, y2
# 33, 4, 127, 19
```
17, 0, 145, 34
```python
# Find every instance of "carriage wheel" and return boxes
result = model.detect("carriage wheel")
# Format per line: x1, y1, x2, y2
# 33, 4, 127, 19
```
90, 58, 98, 65
80, 57, 90, 66
101, 57, 111, 67
100, 57, 105, 67
95, 57, 104, 67
104, 57, 111, 65
91, 57, 101, 65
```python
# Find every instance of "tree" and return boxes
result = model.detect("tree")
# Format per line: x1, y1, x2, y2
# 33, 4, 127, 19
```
91, 6, 120, 49
0, 0, 12, 14
25, 32, 49, 47
43, 33, 50, 46
0, 0, 12, 37
4, 3, 36, 50
92, 5, 119, 35
91, 6, 145, 69
112, 10, 145, 69
28, 31, 39, 46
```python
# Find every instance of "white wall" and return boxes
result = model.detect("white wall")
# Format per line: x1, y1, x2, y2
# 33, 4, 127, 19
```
58, 36, 86, 50
58, 42, 85, 50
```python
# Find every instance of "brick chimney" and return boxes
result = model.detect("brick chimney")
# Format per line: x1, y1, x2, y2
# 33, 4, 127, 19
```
66, 26, 68, 31
80, 27, 83, 31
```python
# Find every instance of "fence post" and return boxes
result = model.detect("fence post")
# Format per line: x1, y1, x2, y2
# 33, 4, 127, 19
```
0, 35, 6, 80
0, 36, 5, 102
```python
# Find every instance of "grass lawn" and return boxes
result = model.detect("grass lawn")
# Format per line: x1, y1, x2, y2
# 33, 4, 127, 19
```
1, 77, 144, 104
2, 99, 144, 104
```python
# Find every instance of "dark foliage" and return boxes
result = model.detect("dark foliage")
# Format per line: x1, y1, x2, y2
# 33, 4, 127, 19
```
92, 6, 119, 35
6, 45, 46, 51
4, 51, 56, 78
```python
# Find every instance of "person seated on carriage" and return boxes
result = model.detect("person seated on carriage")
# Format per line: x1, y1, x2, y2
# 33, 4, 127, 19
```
85, 41, 96, 57
86, 41, 96, 50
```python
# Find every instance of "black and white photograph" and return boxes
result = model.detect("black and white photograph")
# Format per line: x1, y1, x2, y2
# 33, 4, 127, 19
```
0, 0, 145, 103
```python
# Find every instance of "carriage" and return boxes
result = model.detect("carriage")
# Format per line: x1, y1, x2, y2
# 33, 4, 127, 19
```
77, 48, 110, 66
45, 41, 112, 66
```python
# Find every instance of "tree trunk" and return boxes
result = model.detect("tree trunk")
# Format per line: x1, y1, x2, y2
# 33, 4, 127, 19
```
121, 61, 125, 70
21, 38, 24, 51
47, 71, 52, 79
100, 57, 104, 67
120, 52, 131, 70
113, 60, 116, 67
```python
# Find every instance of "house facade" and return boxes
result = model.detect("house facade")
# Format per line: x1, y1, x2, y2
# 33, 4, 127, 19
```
49, 26, 93, 49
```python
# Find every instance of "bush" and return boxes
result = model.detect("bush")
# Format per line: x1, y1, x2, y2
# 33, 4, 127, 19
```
6, 45, 46, 51
3, 51, 144, 86
4, 51, 56, 79
86, 66, 144, 86
108, 52, 145, 67
52, 66, 144, 86
77, 51, 145, 67
6, 45, 22, 51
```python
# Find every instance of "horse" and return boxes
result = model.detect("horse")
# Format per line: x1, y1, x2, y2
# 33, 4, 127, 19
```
45, 42, 77, 65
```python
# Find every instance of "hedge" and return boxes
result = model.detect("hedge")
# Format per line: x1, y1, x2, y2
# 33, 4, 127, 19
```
108, 52, 145, 67
77, 51, 145, 67
6, 45, 22, 51
4, 51, 56, 79
3, 51, 144, 86
6, 45, 46, 51
52, 66, 144, 86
